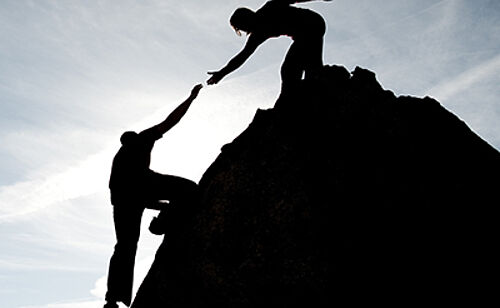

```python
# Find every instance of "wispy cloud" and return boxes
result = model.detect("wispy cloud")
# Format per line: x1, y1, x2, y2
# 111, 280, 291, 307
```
0, 150, 111, 221
428, 53, 500, 101
0, 259, 98, 273
19, 300, 102, 308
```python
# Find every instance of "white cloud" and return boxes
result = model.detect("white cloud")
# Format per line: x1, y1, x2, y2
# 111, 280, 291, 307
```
90, 255, 156, 303
17, 255, 157, 308
19, 300, 103, 308
0, 150, 111, 222
0, 258, 98, 273
428, 53, 500, 101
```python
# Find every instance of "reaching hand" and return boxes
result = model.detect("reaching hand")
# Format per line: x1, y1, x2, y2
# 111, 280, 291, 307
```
190, 84, 203, 98
207, 71, 225, 85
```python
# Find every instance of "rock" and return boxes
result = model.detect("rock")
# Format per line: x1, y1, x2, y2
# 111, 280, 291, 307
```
132, 65, 499, 307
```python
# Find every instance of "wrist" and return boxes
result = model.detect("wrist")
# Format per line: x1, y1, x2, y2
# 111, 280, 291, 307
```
219, 68, 228, 76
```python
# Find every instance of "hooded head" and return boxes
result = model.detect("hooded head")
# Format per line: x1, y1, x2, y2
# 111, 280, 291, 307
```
230, 7, 256, 36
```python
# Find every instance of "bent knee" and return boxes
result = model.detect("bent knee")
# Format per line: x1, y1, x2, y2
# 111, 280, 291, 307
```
181, 179, 198, 194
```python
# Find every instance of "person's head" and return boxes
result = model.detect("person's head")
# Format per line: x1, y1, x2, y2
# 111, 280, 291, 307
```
230, 7, 256, 36
120, 131, 139, 146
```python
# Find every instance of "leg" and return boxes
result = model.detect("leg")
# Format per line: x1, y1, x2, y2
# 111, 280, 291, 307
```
303, 35, 324, 79
300, 11, 325, 79
105, 205, 144, 307
280, 41, 305, 89
147, 173, 198, 205
146, 173, 199, 235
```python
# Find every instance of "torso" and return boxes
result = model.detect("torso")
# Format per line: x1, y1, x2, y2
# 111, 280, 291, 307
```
255, 0, 325, 39
109, 127, 162, 197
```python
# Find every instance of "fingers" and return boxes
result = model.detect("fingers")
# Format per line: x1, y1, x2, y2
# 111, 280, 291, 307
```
208, 79, 219, 85
207, 77, 217, 85
190, 84, 203, 98
207, 71, 223, 85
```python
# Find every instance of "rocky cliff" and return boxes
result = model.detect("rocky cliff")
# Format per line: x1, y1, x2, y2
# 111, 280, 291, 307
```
132, 66, 499, 306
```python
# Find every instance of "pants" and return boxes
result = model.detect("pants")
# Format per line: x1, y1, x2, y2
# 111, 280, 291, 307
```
105, 173, 198, 306
280, 13, 326, 88
147, 173, 200, 238
105, 205, 143, 306
280, 35, 324, 87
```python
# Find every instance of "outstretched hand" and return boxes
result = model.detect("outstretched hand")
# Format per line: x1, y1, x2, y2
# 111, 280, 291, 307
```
207, 71, 225, 85
190, 84, 203, 98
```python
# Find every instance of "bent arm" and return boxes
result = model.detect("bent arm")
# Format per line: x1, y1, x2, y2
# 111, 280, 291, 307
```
207, 34, 266, 84
155, 84, 202, 135
221, 43, 256, 76
279, 0, 332, 3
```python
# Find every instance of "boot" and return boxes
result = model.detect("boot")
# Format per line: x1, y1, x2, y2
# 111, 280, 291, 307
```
103, 301, 118, 308
149, 212, 167, 235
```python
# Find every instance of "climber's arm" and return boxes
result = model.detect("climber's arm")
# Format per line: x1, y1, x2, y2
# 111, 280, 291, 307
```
278, 0, 332, 4
155, 84, 203, 135
207, 34, 266, 85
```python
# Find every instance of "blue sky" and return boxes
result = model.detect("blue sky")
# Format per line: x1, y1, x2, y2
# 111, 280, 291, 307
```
1, 1, 499, 307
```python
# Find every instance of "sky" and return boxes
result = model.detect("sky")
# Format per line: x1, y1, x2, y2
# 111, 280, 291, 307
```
0, 0, 499, 307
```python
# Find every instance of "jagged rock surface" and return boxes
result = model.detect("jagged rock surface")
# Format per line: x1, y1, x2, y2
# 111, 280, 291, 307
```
132, 66, 499, 307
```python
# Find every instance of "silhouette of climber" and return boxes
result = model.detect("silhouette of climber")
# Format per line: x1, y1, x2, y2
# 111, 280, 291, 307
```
103, 84, 202, 308
207, 0, 331, 88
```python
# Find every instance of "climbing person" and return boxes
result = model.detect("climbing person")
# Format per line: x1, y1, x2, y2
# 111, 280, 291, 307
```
207, 0, 331, 89
103, 84, 202, 308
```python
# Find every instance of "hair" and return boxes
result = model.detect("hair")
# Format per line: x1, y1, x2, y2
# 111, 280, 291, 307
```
120, 131, 139, 145
230, 7, 255, 36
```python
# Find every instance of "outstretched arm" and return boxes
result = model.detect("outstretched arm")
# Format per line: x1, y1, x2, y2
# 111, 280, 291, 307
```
207, 34, 266, 85
279, 0, 332, 4
155, 84, 203, 135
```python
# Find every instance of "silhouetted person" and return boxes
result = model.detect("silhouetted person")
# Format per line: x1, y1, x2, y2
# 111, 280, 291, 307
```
103, 84, 202, 308
207, 0, 331, 89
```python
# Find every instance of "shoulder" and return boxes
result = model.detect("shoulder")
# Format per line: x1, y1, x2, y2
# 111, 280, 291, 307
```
259, 0, 288, 12
247, 33, 267, 46
139, 126, 163, 141
267, 0, 293, 5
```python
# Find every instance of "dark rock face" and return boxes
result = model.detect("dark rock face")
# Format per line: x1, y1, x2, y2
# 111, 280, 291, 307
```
132, 66, 499, 307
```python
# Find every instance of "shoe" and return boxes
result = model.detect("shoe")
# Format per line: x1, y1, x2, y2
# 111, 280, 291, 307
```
103, 301, 118, 308
149, 216, 166, 235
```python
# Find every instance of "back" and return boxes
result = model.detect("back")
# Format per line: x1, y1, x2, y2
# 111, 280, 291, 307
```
109, 127, 163, 202
255, 0, 324, 38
